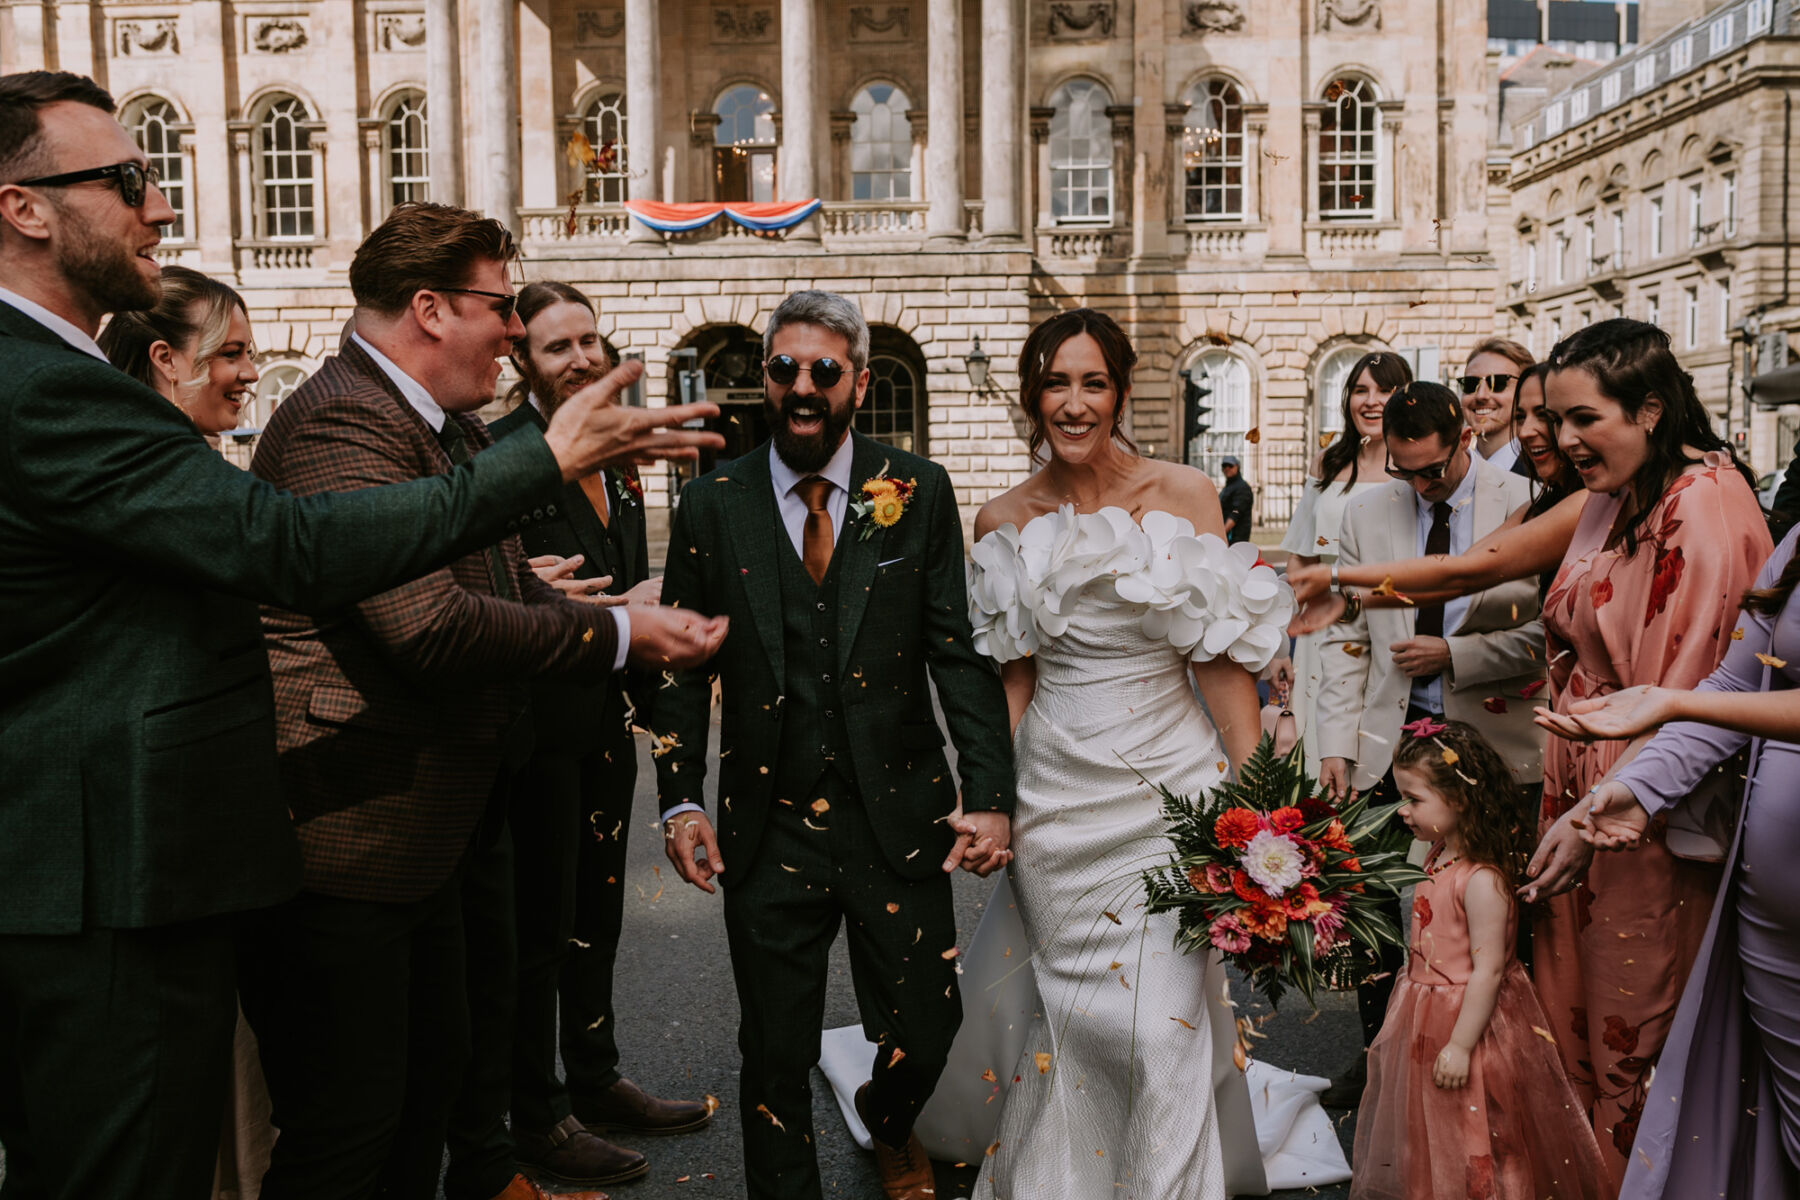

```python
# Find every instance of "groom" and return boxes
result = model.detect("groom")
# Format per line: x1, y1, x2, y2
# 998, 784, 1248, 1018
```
655, 290, 1015, 1200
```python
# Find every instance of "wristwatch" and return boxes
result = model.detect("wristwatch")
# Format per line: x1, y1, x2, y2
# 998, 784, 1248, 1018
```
1336, 588, 1362, 623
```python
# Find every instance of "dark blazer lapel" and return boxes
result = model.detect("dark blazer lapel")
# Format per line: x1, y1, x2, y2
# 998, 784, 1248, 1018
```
834, 433, 890, 673
337, 340, 445, 459
723, 444, 786, 688
610, 475, 645, 587
0, 300, 86, 353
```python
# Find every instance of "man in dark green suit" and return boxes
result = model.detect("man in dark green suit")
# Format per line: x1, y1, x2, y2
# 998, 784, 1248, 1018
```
654, 291, 1016, 1200
0, 71, 721, 1200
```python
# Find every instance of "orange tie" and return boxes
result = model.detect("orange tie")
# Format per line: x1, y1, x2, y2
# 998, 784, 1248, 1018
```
795, 476, 834, 586
578, 472, 611, 528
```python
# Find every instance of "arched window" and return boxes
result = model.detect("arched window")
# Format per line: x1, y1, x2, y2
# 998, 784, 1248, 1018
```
855, 353, 923, 453
1313, 344, 1374, 436
251, 362, 308, 429
583, 92, 628, 204
1318, 76, 1379, 220
714, 85, 776, 202
1182, 78, 1244, 220
384, 91, 430, 209
850, 83, 911, 201
256, 96, 317, 240
1186, 350, 1254, 474
1048, 78, 1113, 223
124, 97, 187, 241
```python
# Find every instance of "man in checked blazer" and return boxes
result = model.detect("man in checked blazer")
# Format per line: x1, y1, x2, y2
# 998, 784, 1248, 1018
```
654, 291, 1016, 1200
0, 74, 719, 1200
240, 205, 728, 1200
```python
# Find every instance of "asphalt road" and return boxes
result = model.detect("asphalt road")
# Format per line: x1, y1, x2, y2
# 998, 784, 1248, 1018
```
575, 713, 1364, 1200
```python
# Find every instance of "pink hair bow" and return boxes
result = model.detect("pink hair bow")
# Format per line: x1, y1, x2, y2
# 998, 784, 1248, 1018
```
1400, 716, 1447, 739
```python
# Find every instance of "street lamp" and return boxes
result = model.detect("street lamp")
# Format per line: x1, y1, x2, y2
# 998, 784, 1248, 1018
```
964, 337, 991, 394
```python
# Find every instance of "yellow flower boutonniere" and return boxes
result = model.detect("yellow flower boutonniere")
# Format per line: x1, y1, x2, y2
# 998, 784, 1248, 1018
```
849, 467, 918, 541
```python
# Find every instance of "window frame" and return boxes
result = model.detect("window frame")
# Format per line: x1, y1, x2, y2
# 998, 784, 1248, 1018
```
1687, 180, 1704, 247
123, 96, 189, 242
1047, 77, 1116, 225
854, 351, 926, 453
713, 84, 777, 203
1684, 285, 1700, 349
583, 90, 630, 205
1187, 348, 1256, 473
381, 90, 430, 213
1649, 191, 1666, 257
1181, 76, 1246, 222
254, 95, 319, 242
1316, 76, 1380, 221
849, 82, 913, 203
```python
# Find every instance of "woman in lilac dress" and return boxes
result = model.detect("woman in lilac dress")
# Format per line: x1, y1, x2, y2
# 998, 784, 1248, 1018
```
1537, 525, 1800, 1197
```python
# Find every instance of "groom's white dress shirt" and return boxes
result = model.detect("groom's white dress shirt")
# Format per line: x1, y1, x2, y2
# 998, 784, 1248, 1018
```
660, 433, 857, 826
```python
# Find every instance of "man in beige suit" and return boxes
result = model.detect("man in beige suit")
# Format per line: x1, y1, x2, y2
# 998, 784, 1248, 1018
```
1313, 379, 1545, 1105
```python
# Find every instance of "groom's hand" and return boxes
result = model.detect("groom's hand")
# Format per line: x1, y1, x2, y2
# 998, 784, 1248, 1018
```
664, 812, 725, 894
946, 810, 1012, 877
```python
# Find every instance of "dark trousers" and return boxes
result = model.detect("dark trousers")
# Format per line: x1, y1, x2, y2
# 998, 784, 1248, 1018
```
444, 798, 520, 1200
0, 917, 238, 1200
508, 731, 636, 1132
240, 874, 470, 1200
725, 771, 962, 1200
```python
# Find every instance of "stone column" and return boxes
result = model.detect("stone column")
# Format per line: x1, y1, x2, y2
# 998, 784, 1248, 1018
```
53, 0, 96, 76
361, 120, 385, 224
474, 0, 520, 231
1029, 105, 1054, 238
778, 0, 819, 240
925, 0, 963, 238
978, 0, 1021, 239
1128, 0, 1168, 260
0, 1, 50, 71
425, 0, 463, 205
518, 0, 560, 209
231, 127, 255, 246
625, 0, 660, 241
829, 110, 855, 203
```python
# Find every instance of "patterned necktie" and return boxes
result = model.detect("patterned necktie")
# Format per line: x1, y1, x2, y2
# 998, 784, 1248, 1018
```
1415, 500, 1452, 645
436, 419, 519, 602
795, 476, 835, 586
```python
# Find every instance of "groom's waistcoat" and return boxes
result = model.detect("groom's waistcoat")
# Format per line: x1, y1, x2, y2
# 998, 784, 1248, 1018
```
772, 536, 854, 799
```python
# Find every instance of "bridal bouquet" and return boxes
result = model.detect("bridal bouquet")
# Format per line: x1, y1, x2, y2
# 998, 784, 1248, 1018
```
1142, 737, 1421, 1009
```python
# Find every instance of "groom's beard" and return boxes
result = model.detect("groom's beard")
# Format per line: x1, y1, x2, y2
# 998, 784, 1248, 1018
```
767, 392, 854, 474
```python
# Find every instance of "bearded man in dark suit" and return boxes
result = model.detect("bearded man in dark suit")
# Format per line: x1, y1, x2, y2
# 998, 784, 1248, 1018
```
240, 205, 728, 1200
654, 290, 1016, 1200
476, 283, 710, 1190
0, 71, 720, 1200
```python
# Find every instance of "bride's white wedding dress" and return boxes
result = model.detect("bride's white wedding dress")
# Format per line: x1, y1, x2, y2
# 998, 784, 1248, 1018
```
818, 507, 1350, 1197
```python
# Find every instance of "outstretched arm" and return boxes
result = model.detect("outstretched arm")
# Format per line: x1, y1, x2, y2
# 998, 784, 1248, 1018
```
1290, 491, 1584, 633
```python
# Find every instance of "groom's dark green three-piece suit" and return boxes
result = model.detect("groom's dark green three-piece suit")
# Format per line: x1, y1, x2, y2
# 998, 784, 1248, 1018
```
653, 431, 1014, 1199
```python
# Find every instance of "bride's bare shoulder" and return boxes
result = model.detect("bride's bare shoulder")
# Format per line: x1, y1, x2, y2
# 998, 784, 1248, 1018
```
975, 479, 1048, 540
1140, 459, 1220, 528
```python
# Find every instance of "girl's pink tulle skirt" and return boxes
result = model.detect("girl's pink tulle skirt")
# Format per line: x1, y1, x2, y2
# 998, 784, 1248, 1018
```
1350, 963, 1609, 1200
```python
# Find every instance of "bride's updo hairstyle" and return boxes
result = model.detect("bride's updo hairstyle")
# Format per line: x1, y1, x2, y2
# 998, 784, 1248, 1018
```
1017, 307, 1138, 462
1545, 318, 1752, 554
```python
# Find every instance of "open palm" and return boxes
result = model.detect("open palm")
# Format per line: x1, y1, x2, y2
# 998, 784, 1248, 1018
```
1534, 685, 1675, 742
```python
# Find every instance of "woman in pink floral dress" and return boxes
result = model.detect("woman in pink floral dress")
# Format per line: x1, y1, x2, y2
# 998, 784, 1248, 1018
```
1521, 320, 1771, 1189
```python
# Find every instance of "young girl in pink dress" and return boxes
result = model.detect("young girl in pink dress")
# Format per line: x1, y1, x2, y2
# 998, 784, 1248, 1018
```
1352, 720, 1607, 1200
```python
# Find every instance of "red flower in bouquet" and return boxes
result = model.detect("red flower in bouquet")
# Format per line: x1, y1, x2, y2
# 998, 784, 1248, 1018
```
1299, 795, 1337, 823
1203, 863, 1234, 894
1282, 882, 1332, 921
1268, 806, 1305, 834
1214, 807, 1262, 850
1339, 857, 1362, 873
1231, 869, 1267, 906
1208, 913, 1252, 954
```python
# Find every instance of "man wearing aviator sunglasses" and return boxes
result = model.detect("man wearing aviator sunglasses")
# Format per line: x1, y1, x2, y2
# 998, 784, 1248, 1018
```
1459, 338, 1538, 479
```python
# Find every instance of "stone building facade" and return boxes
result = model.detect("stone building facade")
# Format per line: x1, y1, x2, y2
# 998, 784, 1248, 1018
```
2, 0, 1502, 533
1501, 0, 1800, 473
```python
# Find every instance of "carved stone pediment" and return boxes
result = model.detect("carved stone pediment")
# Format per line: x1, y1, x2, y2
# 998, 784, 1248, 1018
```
713, 5, 774, 42
1182, 1, 1244, 35
117, 17, 180, 55
850, 5, 910, 40
375, 13, 426, 51
1047, 1, 1113, 41
575, 7, 625, 44
1318, 0, 1381, 30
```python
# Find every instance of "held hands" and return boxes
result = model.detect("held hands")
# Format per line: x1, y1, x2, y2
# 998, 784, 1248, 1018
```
1533, 685, 1677, 743
664, 812, 725, 894
945, 808, 1012, 877
541, 358, 725, 482
1580, 780, 1652, 851
1432, 1041, 1472, 1090
1390, 636, 1451, 678
1519, 801, 1595, 902
625, 606, 728, 672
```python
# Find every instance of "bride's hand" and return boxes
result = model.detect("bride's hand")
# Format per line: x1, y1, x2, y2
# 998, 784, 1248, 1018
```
946, 808, 1012, 876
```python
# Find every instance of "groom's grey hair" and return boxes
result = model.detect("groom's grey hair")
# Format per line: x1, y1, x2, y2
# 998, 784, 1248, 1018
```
763, 290, 870, 376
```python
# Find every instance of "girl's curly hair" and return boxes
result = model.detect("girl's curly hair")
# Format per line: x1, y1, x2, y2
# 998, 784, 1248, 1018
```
1392, 720, 1530, 892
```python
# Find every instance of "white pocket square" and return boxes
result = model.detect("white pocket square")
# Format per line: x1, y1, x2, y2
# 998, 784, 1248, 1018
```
877, 557, 906, 568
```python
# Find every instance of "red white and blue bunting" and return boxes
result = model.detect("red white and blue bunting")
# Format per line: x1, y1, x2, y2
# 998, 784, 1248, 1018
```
622, 199, 823, 234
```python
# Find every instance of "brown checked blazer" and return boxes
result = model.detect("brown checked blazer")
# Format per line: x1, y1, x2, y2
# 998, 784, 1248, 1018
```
252, 341, 621, 903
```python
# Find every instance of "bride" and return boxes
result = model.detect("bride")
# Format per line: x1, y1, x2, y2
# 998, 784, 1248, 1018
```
954, 309, 1289, 1198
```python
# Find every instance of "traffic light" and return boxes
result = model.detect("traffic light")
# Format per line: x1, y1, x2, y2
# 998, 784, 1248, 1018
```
1180, 367, 1214, 439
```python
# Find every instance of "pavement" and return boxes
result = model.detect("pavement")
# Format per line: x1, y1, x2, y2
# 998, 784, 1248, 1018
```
559, 715, 1364, 1200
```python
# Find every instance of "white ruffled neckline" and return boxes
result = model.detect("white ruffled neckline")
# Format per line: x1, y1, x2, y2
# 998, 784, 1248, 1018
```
967, 504, 1293, 669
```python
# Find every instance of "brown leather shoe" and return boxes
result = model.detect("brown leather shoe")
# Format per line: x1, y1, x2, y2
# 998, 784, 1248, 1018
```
855, 1082, 936, 1200
574, 1077, 713, 1136
513, 1115, 648, 1187
487, 1172, 607, 1200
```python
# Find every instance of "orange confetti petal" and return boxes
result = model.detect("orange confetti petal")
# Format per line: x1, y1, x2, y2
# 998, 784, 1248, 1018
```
888, 1047, 907, 1069
1441, 747, 1459, 765
1757, 652, 1787, 669
886, 901, 900, 914
1101, 910, 1122, 924
1342, 643, 1364, 658
1244, 427, 1261, 444
1732, 628, 1746, 640
981, 1067, 998, 1082
1171, 1017, 1197, 1030
755, 1103, 786, 1131
1035, 1052, 1053, 1074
